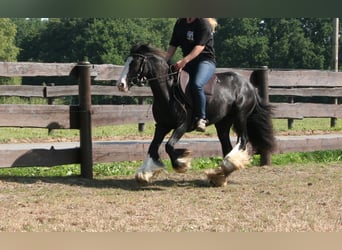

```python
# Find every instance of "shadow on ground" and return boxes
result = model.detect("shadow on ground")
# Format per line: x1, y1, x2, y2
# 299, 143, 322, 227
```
0, 173, 220, 191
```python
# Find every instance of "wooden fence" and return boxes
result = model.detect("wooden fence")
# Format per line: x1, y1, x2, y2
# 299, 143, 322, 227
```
0, 62, 341, 178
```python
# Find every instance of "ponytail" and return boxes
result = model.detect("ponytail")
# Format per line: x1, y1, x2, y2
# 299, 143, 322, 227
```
206, 18, 218, 33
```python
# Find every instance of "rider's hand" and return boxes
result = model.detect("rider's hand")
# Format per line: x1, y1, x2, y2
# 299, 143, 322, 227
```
173, 59, 188, 71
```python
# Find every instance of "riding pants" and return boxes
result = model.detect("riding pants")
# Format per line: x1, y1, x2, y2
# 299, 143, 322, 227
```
185, 60, 216, 120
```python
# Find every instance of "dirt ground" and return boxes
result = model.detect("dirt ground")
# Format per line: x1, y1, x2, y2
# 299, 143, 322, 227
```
0, 162, 341, 232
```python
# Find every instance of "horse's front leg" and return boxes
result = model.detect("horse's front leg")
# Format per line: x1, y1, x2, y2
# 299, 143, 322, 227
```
135, 124, 171, 184
165, 123, 191, 173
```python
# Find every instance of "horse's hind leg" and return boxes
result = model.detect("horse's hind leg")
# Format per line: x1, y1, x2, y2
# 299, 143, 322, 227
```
214, 117, 233, 157
207, 111, 251, 186
135, 124, 171, 184
222, 111, 251, 172
165, 124, 191, 173
205, 119, 234, 187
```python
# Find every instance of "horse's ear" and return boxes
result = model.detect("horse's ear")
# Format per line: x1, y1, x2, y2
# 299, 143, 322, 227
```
131, 42, 150, 54
141, 43, 151, 51
131, 43, 141, 53
249, 71, 258, 87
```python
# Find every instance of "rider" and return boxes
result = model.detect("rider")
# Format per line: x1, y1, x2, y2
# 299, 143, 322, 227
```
165, 18, 217, 132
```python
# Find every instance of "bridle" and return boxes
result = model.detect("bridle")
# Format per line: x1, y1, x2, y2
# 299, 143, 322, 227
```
130, 53, 148, 86
127, 53, 178, 88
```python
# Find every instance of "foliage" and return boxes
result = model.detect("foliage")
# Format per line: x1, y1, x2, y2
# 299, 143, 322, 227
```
0, 18, 20, 85
1, 18, 341, 178
0, 18, 19, 61
215, 18, 269, 68
13, 18, 176, 64
8, 17, 339, 70
262, 18, 328, 69
1, 17, 338, 91
215, 18, 334, 69
11, 18, 48, 62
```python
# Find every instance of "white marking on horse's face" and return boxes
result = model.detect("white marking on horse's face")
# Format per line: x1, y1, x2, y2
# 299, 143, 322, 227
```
117, 56, 133, 92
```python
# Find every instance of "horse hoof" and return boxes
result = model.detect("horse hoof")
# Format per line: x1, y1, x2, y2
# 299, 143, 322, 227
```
174, 157, 191, 173
135, 155, 167, 184
222, 143, 250, 172
220, 160, 236, 176
205, 168, 228, 187
135, 172, 151, 185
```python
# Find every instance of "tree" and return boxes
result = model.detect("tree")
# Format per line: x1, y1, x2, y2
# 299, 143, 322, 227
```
300, 18, 334, 69
0, 18, 19, 61
215, 18, 334, 69
14, 18, 337, 70
0, 18, 20, 84
262, 18, 327, 69
11, 18, 48, 62
215, 18, 269, 68
16, 18, 176, 64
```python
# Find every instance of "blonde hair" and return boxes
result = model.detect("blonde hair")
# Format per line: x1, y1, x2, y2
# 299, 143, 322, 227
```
206, 18, 218, 32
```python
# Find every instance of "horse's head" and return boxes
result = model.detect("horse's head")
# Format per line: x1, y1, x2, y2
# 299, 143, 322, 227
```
117, 54, 147, 91
117, 44, 168, 92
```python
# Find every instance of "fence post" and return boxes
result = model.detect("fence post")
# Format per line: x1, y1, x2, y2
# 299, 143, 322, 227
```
47, 83, 55, 135
77, 61, 93, 179
287, 96, 294, 129
252, 66, 272, 166
330, 98, 338, 127
138, 97, 145, 132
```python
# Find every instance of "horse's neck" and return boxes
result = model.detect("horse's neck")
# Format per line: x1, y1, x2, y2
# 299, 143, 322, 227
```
150, 78, 171, 104
149, 64, 172, 100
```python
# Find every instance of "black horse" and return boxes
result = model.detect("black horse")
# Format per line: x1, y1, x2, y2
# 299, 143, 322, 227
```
118, 44, 275, 186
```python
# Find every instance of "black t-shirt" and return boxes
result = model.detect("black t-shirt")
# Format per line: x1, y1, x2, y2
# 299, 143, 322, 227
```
169, 18, 216, 65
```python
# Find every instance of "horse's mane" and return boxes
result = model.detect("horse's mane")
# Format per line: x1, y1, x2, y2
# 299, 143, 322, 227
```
130, 43, 167, 58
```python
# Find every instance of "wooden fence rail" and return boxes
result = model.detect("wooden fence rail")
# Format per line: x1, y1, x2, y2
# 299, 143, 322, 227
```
0, 62, 341, 178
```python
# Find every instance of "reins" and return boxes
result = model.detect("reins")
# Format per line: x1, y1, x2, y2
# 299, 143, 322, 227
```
129, 50, 189, 122
128, 53, 178, 88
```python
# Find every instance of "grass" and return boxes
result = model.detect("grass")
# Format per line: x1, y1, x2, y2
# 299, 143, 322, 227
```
0, 149, 341, 178
273, 118, 342, 133
0, 118, 341, 177
0, 118, 341, 232
1, 163, 341, 232
1, 118, 341, 142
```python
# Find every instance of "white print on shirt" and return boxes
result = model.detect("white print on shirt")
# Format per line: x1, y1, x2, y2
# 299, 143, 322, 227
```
186, 31, 194, 41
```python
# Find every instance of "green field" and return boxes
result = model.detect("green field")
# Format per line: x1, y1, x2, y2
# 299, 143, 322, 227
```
1, 117, 342, 142
0, 118, 341, 177
0, 118, 341, 232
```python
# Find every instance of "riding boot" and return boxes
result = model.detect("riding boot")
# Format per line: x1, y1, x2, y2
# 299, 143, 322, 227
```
196, 118, 206, 132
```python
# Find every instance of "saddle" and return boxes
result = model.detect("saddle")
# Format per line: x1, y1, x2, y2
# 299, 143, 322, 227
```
169, 69, 219, 129
175, 70, 218, 102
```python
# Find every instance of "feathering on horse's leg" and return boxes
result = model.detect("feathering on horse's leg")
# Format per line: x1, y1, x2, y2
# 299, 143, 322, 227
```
135, 155, 166, 184
205, 126, 231, 187
205, 141, 250, 187
219, 111, 251, 172
135, 125, 170, 184
165, 125, 192, 173
221, 141, 250, 172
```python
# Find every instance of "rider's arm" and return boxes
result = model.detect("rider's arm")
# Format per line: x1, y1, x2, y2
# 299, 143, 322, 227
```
174, 45, 205, 70
166, 45, 177, 62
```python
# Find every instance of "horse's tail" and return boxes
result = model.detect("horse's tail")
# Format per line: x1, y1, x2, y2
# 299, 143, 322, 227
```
247, 94, 276, 154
